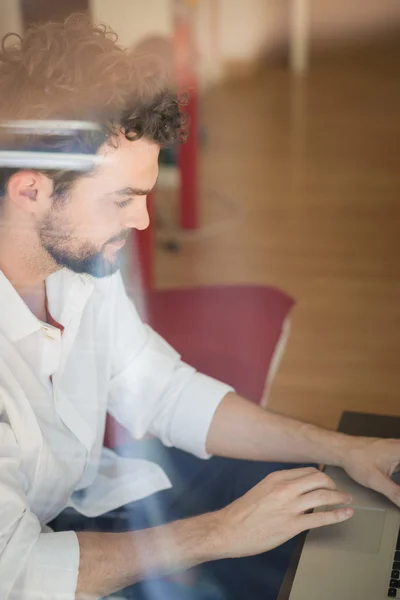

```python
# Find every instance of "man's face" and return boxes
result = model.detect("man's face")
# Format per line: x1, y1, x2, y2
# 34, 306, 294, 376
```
38, 135, 159, 278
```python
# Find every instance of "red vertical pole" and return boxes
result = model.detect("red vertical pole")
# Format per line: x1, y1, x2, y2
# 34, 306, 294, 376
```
173, 0, 199, 230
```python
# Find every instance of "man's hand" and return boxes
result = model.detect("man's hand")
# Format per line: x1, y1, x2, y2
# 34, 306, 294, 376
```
340, 437, 400, 507
215, 467, 353, 560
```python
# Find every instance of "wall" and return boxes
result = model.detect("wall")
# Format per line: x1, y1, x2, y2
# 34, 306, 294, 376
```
0, 0, 23, 40
218, 0, 270, 62
90, 0, 172, 49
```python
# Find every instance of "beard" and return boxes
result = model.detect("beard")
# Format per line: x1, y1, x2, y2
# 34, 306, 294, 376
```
38, 208, 129, 279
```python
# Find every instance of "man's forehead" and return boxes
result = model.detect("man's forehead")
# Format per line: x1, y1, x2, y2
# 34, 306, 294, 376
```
95, 135, 159, 182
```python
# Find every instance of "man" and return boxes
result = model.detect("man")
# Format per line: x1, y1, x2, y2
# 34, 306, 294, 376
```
0, 14, 398, 600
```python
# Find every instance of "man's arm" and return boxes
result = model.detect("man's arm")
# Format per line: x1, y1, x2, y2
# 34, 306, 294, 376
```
206, 392, 400, 506
76, 512, 219, 599
206, 392, 351, 465
76, 468, 352, 599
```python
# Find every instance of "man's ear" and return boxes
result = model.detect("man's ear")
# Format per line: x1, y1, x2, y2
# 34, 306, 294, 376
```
6, 171, 52, 215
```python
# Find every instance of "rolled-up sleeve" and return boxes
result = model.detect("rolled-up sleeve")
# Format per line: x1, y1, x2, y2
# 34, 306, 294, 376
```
107, 274, 234, 458
0, 423, 80, 600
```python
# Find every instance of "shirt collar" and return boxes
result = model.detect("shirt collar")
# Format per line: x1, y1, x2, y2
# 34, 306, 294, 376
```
0, 268, 94, 343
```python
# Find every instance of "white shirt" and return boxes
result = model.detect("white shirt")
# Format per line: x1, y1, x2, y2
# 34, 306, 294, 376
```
0, 268, 233, 599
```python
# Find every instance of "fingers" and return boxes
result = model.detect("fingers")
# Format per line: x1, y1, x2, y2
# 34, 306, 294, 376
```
263, 468, 338, 500
301, 506, 354, 531
293, 470, 338, 496
297, 489, 353, 513
272, 467, 323, 482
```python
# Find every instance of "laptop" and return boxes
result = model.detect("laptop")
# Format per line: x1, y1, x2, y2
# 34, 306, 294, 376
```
286, 412, 400, 600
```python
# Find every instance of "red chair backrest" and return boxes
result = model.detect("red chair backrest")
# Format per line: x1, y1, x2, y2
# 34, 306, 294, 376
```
104, 285, 294, 448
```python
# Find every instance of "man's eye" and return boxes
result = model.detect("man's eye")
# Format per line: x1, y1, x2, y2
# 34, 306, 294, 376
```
116, 198, 133, 208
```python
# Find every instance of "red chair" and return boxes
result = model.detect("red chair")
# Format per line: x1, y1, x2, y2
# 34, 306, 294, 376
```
104, 285, 294, 448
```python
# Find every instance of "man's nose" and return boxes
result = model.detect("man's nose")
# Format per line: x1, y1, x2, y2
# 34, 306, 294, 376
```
124, 197, 150, 231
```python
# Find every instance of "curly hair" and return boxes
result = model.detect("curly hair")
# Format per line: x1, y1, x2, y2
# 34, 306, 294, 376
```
0, 13, 187, 199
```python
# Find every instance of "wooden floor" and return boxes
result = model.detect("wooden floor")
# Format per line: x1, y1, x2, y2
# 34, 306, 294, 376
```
154, 38, 400, 431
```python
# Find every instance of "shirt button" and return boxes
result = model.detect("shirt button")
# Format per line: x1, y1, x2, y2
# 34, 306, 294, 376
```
42, 327, 55, 340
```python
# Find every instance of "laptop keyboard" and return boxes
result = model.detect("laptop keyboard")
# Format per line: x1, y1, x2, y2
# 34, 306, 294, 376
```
388, 528, 400, 597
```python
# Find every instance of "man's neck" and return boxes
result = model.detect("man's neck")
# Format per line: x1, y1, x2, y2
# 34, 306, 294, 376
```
19, 284, 48, 322
0, 234, 54, 322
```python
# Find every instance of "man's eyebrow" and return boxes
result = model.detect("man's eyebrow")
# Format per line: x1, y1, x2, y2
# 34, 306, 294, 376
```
112, 186, 153, 197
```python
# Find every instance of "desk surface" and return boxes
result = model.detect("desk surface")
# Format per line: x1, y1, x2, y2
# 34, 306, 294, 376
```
277, 411, 400, 600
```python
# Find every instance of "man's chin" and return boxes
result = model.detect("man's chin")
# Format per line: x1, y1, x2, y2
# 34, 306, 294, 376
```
43, 243, 122, 279
83, 256, 121, 278
57, 255, 121, 279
